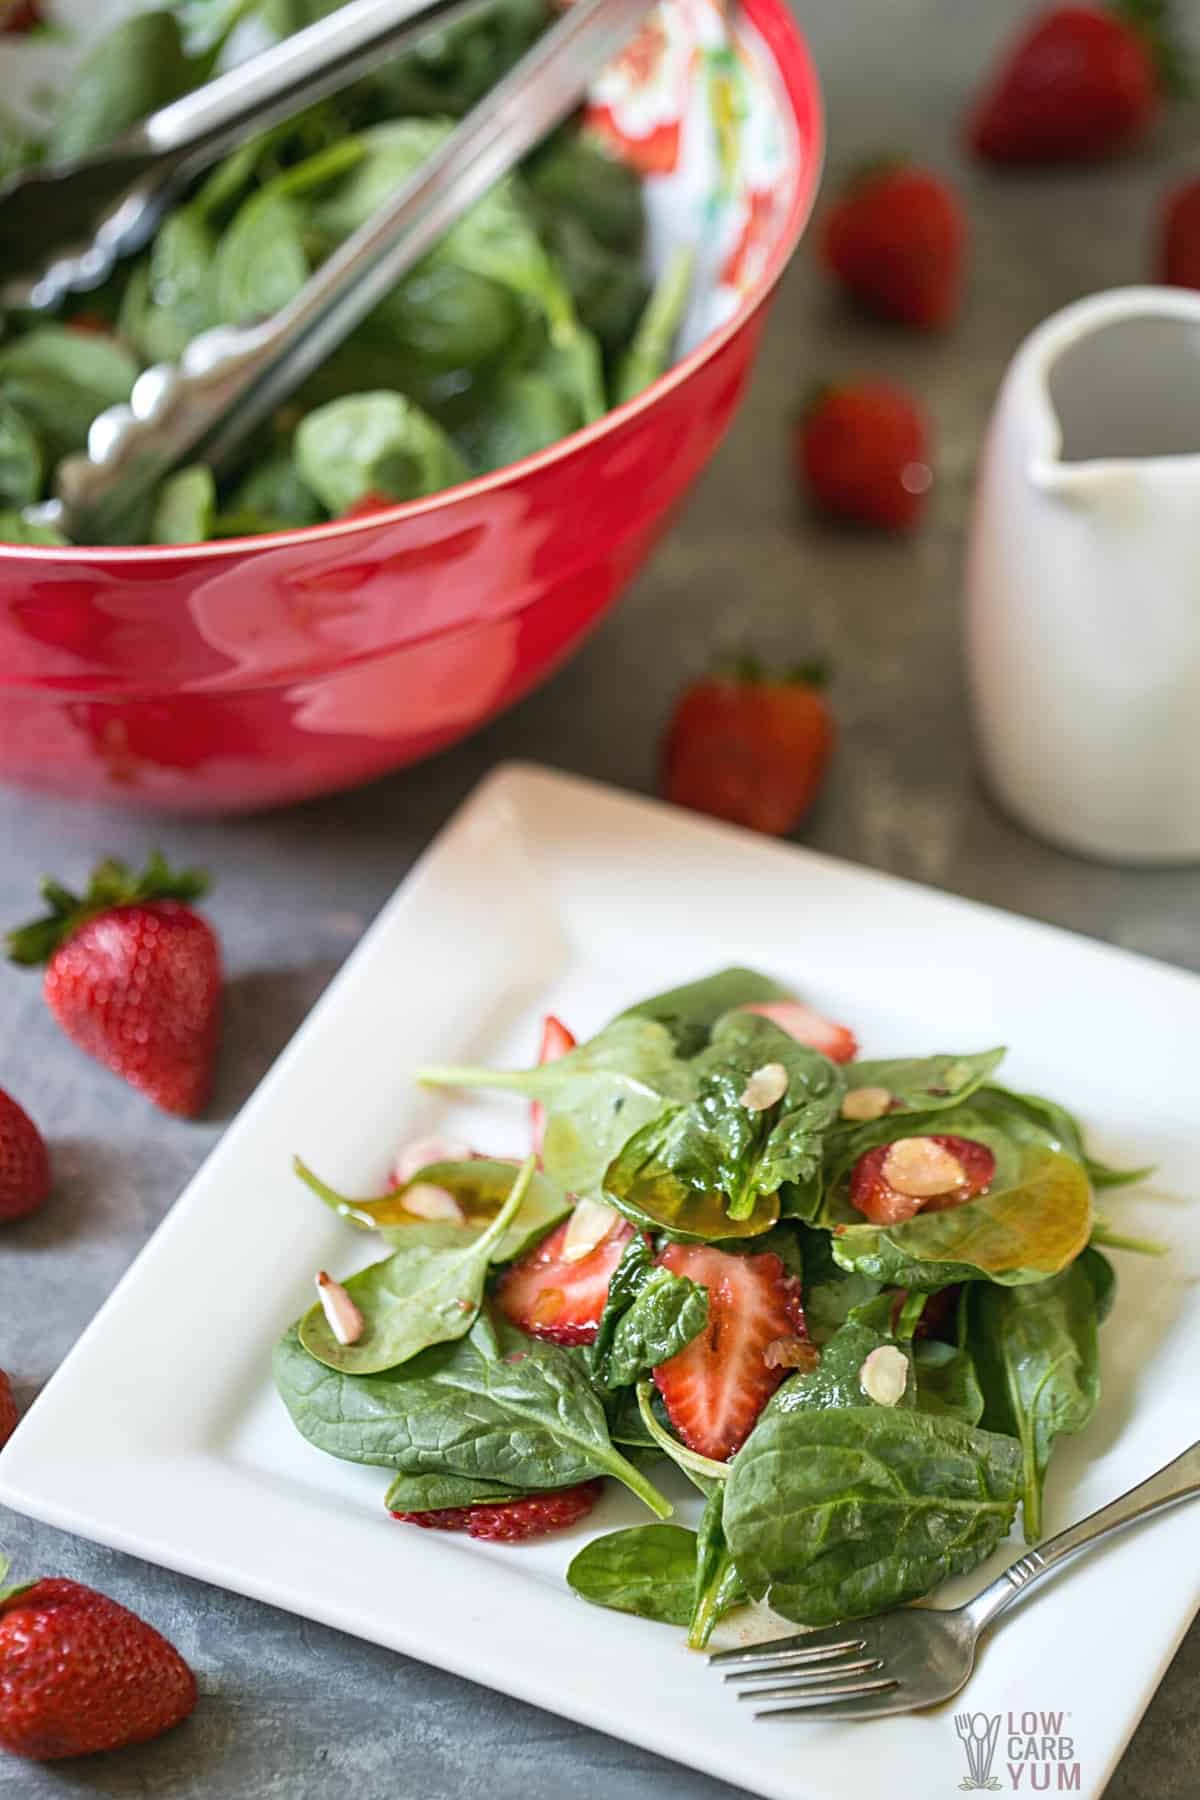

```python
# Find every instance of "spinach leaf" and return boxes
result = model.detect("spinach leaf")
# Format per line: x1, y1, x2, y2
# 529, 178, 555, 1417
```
0, 512, 69, 547
634, 1380, 731, 1490
831, 1148, 1094, 1290
294, 392, 469, 513
527, 133, 645, 257
420, 1015, 689, 1204
537, 215, 648, 356
590, 1238, 708, 1390
838, 1049, 1006, 1119
567, 1524, 697, 1626
0, 401, 42, 510
688, 1484, 748, 1649
372, 260, 524, 376
766, 1314, 913, 1416
215, 451, 325, 535
615, 246, 694, 404
151, 466, 216, 545
0, 329, 138, 463
293, 1155, 569, 1267
172, 0, 259, 57
1080, 1245, 1116, 1323
723, 1406, 1022, 1626
383, 1469, 528, 1511
618, 966, 792, 1059
966, 1258, 1101, 1542
454, 360, 580, 473
986, 1086, 1152, 1190
120, 210, 220, 364
273, 1312, 673, 1516
605, 1012, 843, 1235
215, 189, 311, 325
45, 11, 197, 163
912, 1339, 984, 1426
297, 1157, 532, 1374
796, 1223, 882, 1344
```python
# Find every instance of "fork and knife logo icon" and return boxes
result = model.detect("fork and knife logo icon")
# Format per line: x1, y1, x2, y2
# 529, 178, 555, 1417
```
956, 1712, 1003, 1791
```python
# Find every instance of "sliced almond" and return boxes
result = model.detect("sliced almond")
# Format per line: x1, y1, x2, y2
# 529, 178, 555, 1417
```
401, 1183, 465, 1224
859, 1344, 909, 1407
391, 1134, 473, 1185
562, 1196, 618, 1263
315, 1270, 364, 1346
840, 1085, 893, 1123
739, 1061, 789, 1112
882, 1135, 966, 1199
763, 1336, 821, 1372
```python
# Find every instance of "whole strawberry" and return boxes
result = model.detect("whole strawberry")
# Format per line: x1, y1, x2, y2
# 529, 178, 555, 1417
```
0, 1374, 17, 1449
7, 855, 220, 1118
797, 381, 932, 532
661, 660, 835, 837
967, 4, 1175, 164
821, 162, 967, 330
0, 1566, 197, 1760
0, 1090, 50, 1223
1158, 175, 1200, 287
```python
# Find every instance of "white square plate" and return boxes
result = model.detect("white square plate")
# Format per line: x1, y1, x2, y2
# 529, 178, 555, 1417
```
1, 765, 1196, 1800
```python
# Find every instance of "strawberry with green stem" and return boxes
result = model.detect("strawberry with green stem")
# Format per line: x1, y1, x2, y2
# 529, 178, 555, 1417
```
8, 854, 221, 1118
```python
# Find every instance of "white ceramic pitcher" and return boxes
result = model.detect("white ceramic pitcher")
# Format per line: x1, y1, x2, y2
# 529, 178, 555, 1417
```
965, 286, 1200, 864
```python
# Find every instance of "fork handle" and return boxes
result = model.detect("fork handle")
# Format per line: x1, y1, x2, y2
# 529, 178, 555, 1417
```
965, 1440, 1200, 1634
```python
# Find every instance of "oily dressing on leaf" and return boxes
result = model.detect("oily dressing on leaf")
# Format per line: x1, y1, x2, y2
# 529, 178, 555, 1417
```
604, 1012, 844, 1237
831, 1147, 1094, 1290
297, 1158, 534, 1375
294, 1155, 570, 1265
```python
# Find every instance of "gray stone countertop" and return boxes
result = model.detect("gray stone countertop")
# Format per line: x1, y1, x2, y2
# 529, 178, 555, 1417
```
2, 1, 1198, 1795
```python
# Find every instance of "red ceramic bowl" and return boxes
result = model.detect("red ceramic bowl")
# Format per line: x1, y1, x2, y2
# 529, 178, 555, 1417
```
0, 0, 821, 815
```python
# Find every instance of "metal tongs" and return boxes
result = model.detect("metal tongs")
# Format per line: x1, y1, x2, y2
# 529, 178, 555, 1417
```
0, 0, 497, 311
8, 0, 656, 543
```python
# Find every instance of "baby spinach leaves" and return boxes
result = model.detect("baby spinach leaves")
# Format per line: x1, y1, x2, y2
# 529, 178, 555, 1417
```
151, 465, 216, 545
606, 1012, 843, 1235
688, 1485, 748, 1649
293, 1154, 569, 1267
723, 1406, 1022, 1627
274, 1310, 673, 1516
295, 391, 469, 513
618, 966, 792, 1059
297, 1156, 534, 1375
45, 10, 197, 164
420, 1014, 689, 1204
589, 1234, 708, 1389
383, 1469, 529, 1511
615, 246, 694, 405
567, 1525, 699, 1626
0, 330, 138, 465
965, 1257, 1103, 1541
839, 1048, 1005, 1120
912, 1339, 985, 1426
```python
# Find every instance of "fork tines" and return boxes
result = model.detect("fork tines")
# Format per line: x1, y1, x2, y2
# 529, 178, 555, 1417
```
710, 1632, 898, 1719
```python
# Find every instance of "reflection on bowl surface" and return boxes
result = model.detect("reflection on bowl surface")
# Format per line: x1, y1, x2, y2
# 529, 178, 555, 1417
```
0, 0, 821, 814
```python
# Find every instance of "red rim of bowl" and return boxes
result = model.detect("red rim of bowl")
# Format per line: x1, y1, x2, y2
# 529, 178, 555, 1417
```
0, 0, 823, 566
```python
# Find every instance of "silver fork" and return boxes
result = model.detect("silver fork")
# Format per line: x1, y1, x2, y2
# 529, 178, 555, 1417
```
711, 1439, 1200, 1721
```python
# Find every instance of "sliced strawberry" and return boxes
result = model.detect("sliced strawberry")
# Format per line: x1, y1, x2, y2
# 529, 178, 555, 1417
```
391, 1481, 601, 1541
850, 1133, 996, 1227
496, 1212, 634, 1344
740, 999, 858, 1063
652, 1245, 805, 1460
532, 1013, 576, 1155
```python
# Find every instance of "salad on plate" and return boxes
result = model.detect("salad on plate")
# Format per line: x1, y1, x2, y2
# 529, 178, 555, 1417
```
274, 966, 1153, 1648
